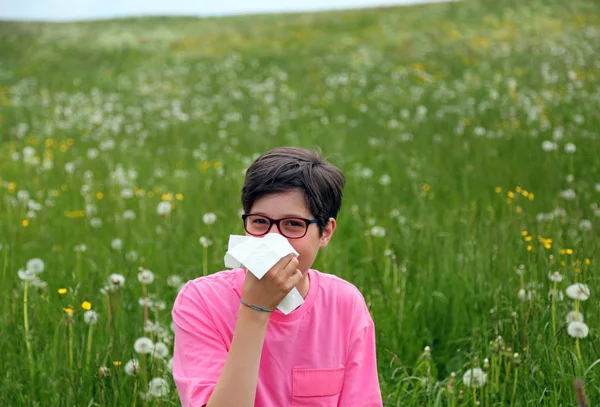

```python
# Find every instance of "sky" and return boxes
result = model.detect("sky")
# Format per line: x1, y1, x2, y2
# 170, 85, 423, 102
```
0, 0, 449, 21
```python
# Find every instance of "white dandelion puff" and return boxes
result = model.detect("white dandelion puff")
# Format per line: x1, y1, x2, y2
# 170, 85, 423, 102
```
462, 368, 486, 388
157, 201, 171, 216
134, 337, 154, 354
566, 311, 584, 323
124, 359, 140, 376
370, 226, 386, 238
167, 275, 183, 287
566, 284, 590, 301
547, 272, 563, 282
111, 238, 123, 250
147, 377, 169, 397
138, 269, 155, 285
167, 358, 173, 373
541, 140, 558, 152
152, 342, 169, 359
567, 321, 589, 339
108, 273, 125, 289
202, 212, 217, 225
559, 189, 576, 200
18, 268, 36, 281
199, 237, 213, 247
564, 143, 577, 153
123, 210, 136, 220
26, 258, 45, 274
84, 310, 99, 325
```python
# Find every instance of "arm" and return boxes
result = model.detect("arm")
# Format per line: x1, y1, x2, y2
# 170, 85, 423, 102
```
205, 305, 270, 407
337, 322, 383, 407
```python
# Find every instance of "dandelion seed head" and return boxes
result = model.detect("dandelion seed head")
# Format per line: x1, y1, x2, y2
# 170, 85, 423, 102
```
134, 337, 154, 354
147, 377, 169, 397
84, 310, 99, 325
567, 321, 589, 338
566, 284, 590, 301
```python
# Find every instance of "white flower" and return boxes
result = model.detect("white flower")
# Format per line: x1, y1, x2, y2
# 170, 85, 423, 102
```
126, 250, 138, 262
152, 342, 169, 359
86, 204, 98, 216
157, 201, 171, 216
462, 368, 486, 388
379, 174, 391, 186
87, 148, 99, 159
370, 226, 386, 238
134, 337, 154, 354
567, 321, 589, 338
18, 268, 36, 281
26, 258, 45, 274
108, 273, 125, 289
123, 210, 136, 220
515, 265, 525, 275
541, 140, 558, 152
121, 188, 134, 199
559, 189, 576, 200
30, 277, 47, 289
138, 269, 155, 285
564, 143, 577, 153
579, 220, 592, 231
84, 310, 99, 325
199, 237, 213, 247
65, 162, 75, 174
139, 297, 154, 307
74, 244, 87, 253
167, 275, 182, 287
111, 238, 122, 250
203, 212, 217, 225
124, 359, 140, 376
548, 289, 564, 301
517, 288, 527, 302
566, 311, 584, 323
167, 358, 174, 373
147, 377, 169, 397
90, 218, 102, 228
547, 272, 563, 282
566, 284, 590, 301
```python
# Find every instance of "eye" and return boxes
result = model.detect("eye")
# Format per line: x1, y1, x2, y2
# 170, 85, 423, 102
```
252, 218, 268, 224
284, 219, 304, 228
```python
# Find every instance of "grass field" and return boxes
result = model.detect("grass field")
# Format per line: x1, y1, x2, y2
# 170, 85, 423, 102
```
1, 0, 599, 405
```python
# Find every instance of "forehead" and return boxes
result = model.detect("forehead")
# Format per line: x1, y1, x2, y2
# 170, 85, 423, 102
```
250, 189, 312, 217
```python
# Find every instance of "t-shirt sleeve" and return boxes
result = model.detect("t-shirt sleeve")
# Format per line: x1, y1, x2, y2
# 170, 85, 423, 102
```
337, 306, 383, 406
172, 281, 228, 407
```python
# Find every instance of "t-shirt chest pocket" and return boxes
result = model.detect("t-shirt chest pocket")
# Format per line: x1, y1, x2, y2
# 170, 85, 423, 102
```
292, 367, 345, 407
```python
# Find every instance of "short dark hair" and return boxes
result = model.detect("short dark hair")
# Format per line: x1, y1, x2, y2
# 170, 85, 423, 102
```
241, 147, 346, 235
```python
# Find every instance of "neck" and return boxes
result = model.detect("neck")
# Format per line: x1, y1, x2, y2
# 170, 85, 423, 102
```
296, 271, 310, 299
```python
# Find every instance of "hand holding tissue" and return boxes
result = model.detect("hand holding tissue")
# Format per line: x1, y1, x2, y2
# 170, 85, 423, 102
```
224, 233, 305, 315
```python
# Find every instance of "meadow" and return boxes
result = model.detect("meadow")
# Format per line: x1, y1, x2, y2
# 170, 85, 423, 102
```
1, 0, 599, 405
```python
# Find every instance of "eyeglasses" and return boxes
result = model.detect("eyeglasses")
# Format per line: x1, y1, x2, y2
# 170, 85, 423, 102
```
242, 214, 318, 239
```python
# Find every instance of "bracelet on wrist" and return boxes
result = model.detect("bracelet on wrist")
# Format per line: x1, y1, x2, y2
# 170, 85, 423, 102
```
240, 299, 274, 313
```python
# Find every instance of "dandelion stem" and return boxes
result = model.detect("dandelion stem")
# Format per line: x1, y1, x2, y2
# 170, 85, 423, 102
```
203, 245, 208, 276
68, 320, 74, 372
85, 324, 94, 368
510, 367, 519, 405
23, 280, 35, 385
142, 283, 148, 327
132, 378, 138, 407
576, 338, 582, 361
106, 291, 114, 347
472, 386, 477, 406
501, 361, 511, 405
551, 281, 557, 336
2, 244, 8, 281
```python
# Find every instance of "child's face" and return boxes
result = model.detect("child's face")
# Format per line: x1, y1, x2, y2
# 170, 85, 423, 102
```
246, 189, 336, 274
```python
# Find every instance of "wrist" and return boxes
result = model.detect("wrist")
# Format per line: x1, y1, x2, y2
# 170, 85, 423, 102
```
238, 303, 272, 325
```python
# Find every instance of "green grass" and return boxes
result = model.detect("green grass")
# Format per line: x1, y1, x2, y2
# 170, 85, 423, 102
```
1, 0, 600, 405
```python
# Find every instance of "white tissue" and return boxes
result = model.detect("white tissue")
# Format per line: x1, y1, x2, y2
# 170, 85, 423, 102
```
224, 233, 305, 315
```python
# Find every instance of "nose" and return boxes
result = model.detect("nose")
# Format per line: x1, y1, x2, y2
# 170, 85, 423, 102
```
267, 222, 280, 235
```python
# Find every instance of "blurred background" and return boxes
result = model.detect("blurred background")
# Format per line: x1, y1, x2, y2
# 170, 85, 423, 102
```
1, 0, 599, 406
2, 0, 450, 21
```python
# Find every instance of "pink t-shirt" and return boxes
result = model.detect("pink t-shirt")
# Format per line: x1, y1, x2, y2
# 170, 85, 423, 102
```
172, 268, 383, 407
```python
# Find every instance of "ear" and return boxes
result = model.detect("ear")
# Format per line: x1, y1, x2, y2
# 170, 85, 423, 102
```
319, 218, 336, 248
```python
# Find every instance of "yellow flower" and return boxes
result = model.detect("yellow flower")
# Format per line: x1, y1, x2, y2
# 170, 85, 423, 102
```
81, 301, 92, 310
8, 182, 16, 192
61, 184, 67, 191
585, 258, 591, 265
423, 184, 431, 192
96, 192, 104, 200
161, 193, 173, 201
566, 249, 573, 255
528, 193, 534, 201
22, 220, 29, 227
113, 361, 122, 367
527, 245, 532, 252
521, 190, 529, 197
524, 236, 532, 242
520, 230, 528, 236
213, 161, 222, 169
58, 288, 67, 295
507, 191, 515, 199
515, 186, 522, 193
560, 249, 566, 255
544, 243, 552, 250
176, 193, 184, 201
560, 260, 566, 266
515, 206, 522, 213
63, 307, 74, 314
495, 187, 502, 193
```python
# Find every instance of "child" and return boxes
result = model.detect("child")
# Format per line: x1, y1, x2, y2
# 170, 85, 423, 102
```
172, 147, 383, 406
